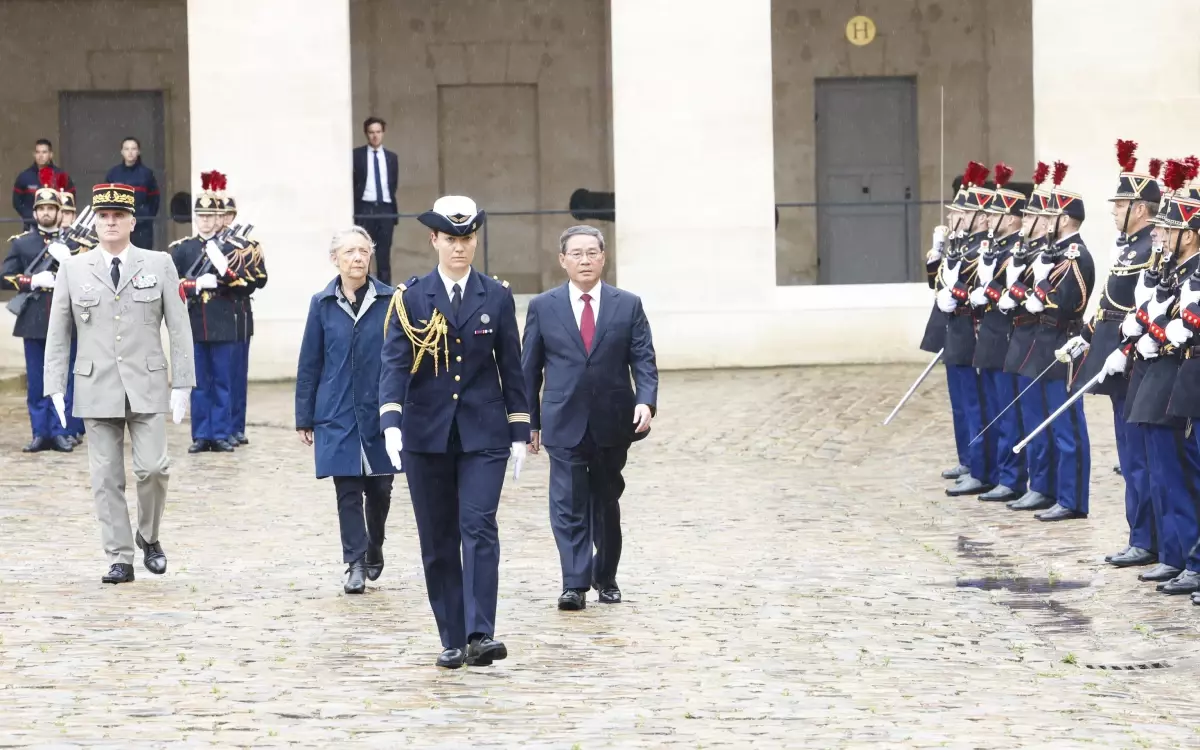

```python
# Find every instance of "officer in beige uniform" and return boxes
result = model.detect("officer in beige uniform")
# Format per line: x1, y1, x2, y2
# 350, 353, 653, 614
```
43, 183, 196, 584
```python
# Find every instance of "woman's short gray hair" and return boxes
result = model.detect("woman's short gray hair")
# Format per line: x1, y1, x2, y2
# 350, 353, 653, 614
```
558, 224, 605, 254
329, 226, 375, 257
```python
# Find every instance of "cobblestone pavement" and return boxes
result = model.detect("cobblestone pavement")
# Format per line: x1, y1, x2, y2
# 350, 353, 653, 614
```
2, 365, 1200, 748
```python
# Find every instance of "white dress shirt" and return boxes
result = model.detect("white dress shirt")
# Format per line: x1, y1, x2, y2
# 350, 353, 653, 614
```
361, 147, 391, 203
100, 245, 130, 268
568, 281, 601, 329
437, 266, 471, 304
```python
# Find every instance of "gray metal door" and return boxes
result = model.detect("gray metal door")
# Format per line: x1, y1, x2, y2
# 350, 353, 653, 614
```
815, 77, 919, 284
60, 91, 166, 247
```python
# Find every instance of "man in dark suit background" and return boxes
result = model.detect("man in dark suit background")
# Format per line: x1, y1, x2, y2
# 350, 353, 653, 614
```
522, 224, 658, 610
352, 117, 399, 284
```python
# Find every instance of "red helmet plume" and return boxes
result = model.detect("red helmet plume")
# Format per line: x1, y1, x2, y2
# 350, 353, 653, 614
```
38, 166, 53, 188
1185, 156, 1200, 182
1149, 158, 1163, 179
1032, 161, 1049, 186
963, 160, 989, 187
993, 162, 1013, 188
55, 172, 69, 191
200, 171, 215, 191
1116, 139, 1138, 172
1163, 159, 1186, 192
1052, 161, 1068, 187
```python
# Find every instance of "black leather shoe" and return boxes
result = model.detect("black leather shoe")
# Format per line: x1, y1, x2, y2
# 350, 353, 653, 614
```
102, 563, 135, 584
188, 439, 211, 454
344, 560, 366, 594
1035, 504, 1087, 522
135, 532, 167, 575
465, 635, 508, 666
1104, 546, 1130, 563
946, 476, 991, 497
1159, 570, 1200, 595
1191, 591, 1200, 606
598, 585, 622, 604
436, 648, 465, 669
1113, 463, 1122, 476
365, 544, 384, 581
941, 464, 969, 480
1139, 563, 1182, 582
22, 437, 50, 453
211, 439, 236, 453
1108, 547, 1156, 568
979, 484, 1019, 502
232, 432, 249, 445
558, 589, 586, 610
50, 435, 74, 452
1008, 491, 1055, 511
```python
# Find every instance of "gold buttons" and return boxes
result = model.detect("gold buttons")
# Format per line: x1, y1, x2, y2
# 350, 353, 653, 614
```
114, 315, 120, 320
116, 356, 123, 362
114, 295, 120, 301
454, 375, 461, 381
456, 338, 462, 344
456, 356, 462, 362
452, 393, 459, 400
116, 336, 122, 341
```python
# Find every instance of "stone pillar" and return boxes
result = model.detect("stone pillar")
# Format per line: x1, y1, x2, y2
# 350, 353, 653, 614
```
187, 0, 353, 379
611, 0, 776, 367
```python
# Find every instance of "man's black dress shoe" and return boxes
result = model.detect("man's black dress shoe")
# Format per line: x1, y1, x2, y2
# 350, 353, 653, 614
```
135, 532, 167, 575
22, 436, 50, 453
941, 464, 969, 480
188, 440, 211, 454
946, 476, 991, 497
1035, 504, 1087, 522
979, 484, 1019, 502
344, 560, 366, 594
436, 648, 465, 669
466, 635, 508, 666
211, 439, 236, 453
365, 544, 384, 581
1009, 491, 1055, 511
232, 432, 249, 445
1139, 563, 1182, 582
102, 563, 135, 584
51, 435, 74, 452
597, 585, 622, 604
1113, 463, 1122, 476
1191, 591, 1200, 606
1158, 570, 1200, 595
558, 589, 586, 610
1108, 547, 1156, 568
1104, 546, 1130, 563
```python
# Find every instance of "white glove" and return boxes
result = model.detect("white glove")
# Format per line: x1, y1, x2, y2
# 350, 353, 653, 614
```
1005, 260, 1026, 288
204, 240, 229, 276
997, 292, 1017, 312
1180, 281, 1200, 310
510, 441, 527, 481
1024, 295, 1045, 314
1032, 255, 1055, 283
1055, 335, 1089, 363
1148, 292, 1173, 321
977, 256, 996, 286
969, 287, 989, 307
1136, 334, 1160, 359
1098, 347, 1128, 382
1134, 269, 1156, 308
936, 287, 957, 314
46, 241, 70, 265
925, 248, 942, 265
1122, 312, 1145, 338
195, 273, 219, 290
384, 427, 403, 470
1166, 319, 1194, 346
51, 393, 67, 428
939, 259, 960, 290
932, 225, 948, 249
169, 387, 190, 424
29, 270, 55, 290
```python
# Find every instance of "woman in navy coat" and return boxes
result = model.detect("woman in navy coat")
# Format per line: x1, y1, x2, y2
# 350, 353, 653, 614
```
295, 226, 397, 594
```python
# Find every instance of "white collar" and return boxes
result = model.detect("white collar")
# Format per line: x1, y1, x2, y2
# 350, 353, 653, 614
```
568, 280, 601, 302
438, 265, 471, 299
100, 244, 131, 265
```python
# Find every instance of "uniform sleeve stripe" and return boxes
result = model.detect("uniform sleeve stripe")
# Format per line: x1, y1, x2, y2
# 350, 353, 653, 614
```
507, 413, 530, 423
380, 403, 402, 416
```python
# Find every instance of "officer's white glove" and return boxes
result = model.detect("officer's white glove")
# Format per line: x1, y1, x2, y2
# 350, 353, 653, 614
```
936, 287, 957, 314
1122, 312, 1145, 338
1055, 335, 1089, 363
1180, 281, 1200, 310
1024, 295, 1045, 314
925, 248, 942, 265
1136, 334, 1160, 360
510, 441, 527, 481
932, 225, 948, 249
1005, 260, 1027, 288
997, 292, 1018, 312
977, 256, 996, 286
1097, 347, 1129, 383
1134, 270, 1156, 308
195, 273, 219, 290
204, 240, 229, 276
50, 393, 67, 429
1032, 255, 1055, 284
1166, 318, 1194, 346
170, 387, 190, 425
1148, 291, 1173, 321
969, 287, 989, 308
29, 270, 55, 290
939, 259, 960, 290
46, 241, 71, 265
384, 427, 403, 470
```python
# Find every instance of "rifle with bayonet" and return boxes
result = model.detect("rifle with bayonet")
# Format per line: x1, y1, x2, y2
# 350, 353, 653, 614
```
5, 206, 96, 316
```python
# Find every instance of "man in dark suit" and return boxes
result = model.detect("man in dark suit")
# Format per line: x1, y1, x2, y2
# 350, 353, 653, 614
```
352, 117, 399, 284
522, 224, 658, 610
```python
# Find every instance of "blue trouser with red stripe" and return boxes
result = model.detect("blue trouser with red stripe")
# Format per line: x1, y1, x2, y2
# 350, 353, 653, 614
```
1035, 379, 1089, 513
981, 368, 1027, 491
191, 341, 237, 442
1144, 425, 1200, 571
946, 364, 988, 480
1112, 396, 1153, 552
1017, 374, 1056, 497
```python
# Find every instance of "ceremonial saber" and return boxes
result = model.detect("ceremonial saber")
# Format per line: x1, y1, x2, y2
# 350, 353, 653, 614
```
882, 348, 943, 426
1014, 370, 1105, 454
968, 358, 1058, 446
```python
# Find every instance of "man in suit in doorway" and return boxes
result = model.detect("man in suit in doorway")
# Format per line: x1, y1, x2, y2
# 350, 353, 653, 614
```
352, 117, 399, 284
522, 224, 659, 610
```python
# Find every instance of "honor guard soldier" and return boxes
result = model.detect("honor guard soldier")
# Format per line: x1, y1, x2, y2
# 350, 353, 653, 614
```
1014, 162, 1094, 521
938, 161, 995, 497
56, 173, 92, 444
1059, 141, 1160, 566
970, 163, 1028, 503
379, 196, 530, 669
1122, 159, 1200, 594
2, 167, 76, 452
998, 162, 1056, 511
219, 188, 265, 445
169, 171, 247, 453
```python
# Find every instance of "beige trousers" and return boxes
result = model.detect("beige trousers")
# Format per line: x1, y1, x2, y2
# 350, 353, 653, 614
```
83, 407, 170, 565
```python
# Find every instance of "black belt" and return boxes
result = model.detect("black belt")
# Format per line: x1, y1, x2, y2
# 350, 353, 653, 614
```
1039, 314, 1081, 334
1094, 308, 1129, 322
952, 307, 974, 317
1013, 314, 1036, 327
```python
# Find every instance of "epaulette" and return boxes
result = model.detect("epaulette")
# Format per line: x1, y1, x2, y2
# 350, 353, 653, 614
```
168, 237, 189, 248
7, 231, 28, 242
492, 274, 511, 289
399, 275, 419, 293
1065, 243, 1080, 260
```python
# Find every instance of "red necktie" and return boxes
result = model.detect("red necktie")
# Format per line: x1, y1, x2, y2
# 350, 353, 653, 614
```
580, 293, 595, 352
